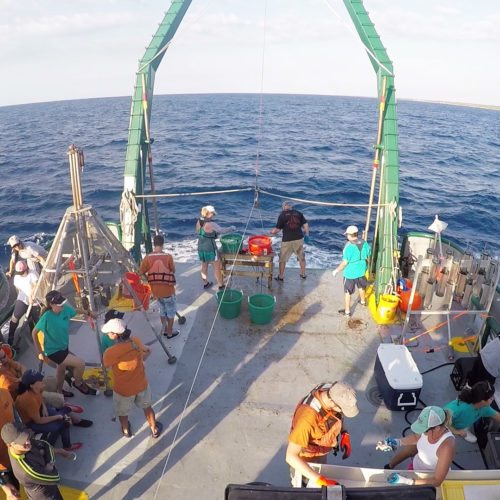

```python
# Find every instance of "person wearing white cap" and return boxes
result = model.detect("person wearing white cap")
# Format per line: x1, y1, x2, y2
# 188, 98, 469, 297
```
102, 318, 162, 439
286, 381, 358, 487
195, 205, 235, 290
5, 236, 47, 279
377, 406, 455, 487
331, 225, 371, 317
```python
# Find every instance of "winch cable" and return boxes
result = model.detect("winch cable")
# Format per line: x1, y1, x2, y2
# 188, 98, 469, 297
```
153, 198, 261, 498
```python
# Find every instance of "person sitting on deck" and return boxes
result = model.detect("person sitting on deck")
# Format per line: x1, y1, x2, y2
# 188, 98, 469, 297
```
378, 406, 455, 488
286, 381, 358, 487
102, 318, 162, 439
0, 388, 20, 500
331, 225, 371, 317
139, 234, 180, 339
15, 370, 92, 452
6, 261, 41, 348
32, 290, 99, 397
5, 235, 47, 279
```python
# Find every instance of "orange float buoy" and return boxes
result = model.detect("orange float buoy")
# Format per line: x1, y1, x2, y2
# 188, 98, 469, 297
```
399, 289, 422, 312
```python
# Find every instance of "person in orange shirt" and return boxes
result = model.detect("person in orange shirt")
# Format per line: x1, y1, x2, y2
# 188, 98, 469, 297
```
0, 388, 20, 499
139, 234, 180, 339
102, 318, 162, 439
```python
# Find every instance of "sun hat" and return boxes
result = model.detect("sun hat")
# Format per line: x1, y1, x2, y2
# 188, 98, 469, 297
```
21, 369, 44, 386
15, 261, 28, 273
344, 225, 359, 235
411, 406, 446, 434
104, 309, 125, 323
1, 422, 32, 446
7, 235, 20, 247
45, 290, 67, 306
102, 318, 127, 334
328, 382, 359, 418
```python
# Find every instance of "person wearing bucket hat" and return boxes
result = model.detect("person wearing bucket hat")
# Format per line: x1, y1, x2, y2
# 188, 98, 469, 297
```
286, 381, 358, 487
5, 236, 47, 279
377, 406, 455, 487
32, 290, 99, 397
196, 205, 236, 291
270, 200, 310, 281
102, 318, 163, 439
331, 225, 371, 317
139, 234, 180, 339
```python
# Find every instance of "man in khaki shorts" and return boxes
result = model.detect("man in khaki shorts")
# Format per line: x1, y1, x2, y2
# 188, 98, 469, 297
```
271, 201, 310, 281
102, 318, 162, 439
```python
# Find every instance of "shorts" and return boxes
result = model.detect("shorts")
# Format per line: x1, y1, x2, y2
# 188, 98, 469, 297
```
344, 276, 367, 294
158, 295, 177, 318
113, 385, 152, 417
280, 239, 305, 264
198, 251, 218, 262
47, 348, 69, 365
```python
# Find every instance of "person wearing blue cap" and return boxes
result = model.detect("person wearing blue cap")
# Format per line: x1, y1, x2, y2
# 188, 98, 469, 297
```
377, 406, 455, 487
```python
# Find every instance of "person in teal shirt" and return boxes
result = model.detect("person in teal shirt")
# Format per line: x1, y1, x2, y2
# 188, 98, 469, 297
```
33, 290, 98, 397
100, 309, 124, 353
444, 381, 500, 443
331, 225, 371, 317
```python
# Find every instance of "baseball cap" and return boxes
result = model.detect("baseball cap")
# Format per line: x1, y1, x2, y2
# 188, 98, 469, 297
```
102, 318, 127, 334
411, 406, 446, 434
1, 422, 32, 446
328, 382, 359, 418
104, 309, 125, 323
45, 290, 67, 306
344, 225, 359, 235
21, 369, 44, 386
7, 235, 20, 247
15, 261, 28, 273
204, 205, 217, 215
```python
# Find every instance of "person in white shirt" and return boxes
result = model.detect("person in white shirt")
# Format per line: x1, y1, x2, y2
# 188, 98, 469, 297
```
6, 261, 40, 346
5, 235, 47, 279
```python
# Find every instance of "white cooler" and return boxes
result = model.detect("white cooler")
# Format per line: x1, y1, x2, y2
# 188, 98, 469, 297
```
375, 344, 423, 411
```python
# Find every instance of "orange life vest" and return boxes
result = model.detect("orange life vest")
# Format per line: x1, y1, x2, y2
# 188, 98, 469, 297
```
290, 383, 343, 458
145, 253, 176, 286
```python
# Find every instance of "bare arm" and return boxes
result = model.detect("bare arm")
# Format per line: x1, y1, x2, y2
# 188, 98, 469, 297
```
285, 441, 321, 484
302, 222, 310, 236
399, 433, 420, 446
414, 438, 454, 487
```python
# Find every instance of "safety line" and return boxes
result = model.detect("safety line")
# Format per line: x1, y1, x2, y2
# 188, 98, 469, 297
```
134, 187, 253, 198
153, 198, 260, 498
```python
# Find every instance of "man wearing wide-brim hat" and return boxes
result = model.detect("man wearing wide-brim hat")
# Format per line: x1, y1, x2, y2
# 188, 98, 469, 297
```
286, 381, 359, 487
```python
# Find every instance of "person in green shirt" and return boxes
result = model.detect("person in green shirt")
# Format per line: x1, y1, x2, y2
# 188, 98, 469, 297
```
100, 309, 124, 353
32, 291, 99, 397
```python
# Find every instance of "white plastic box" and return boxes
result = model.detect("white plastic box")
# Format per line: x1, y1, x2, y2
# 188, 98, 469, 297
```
374, 344, 423, 411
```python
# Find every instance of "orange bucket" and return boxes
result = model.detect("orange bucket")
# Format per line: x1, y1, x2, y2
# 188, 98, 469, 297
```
122, 272, 142, 298
399, 289, 422, 312
248, 235, 272, 256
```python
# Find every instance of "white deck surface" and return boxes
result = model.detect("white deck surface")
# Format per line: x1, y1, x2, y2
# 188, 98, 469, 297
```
14, 262, 497, 499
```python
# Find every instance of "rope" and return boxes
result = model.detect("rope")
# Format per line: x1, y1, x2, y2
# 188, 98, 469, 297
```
320, 0, 394, 77
153, 197, 260, 497
134, 187, 253, 199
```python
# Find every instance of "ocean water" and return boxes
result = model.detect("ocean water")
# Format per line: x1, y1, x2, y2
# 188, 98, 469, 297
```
0, 94, 498, 269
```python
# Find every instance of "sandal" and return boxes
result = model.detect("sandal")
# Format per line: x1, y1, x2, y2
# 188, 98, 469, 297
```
73, 419, 93, 428
151, 421, 163, 439
164, 330, 180, 339
203, 281, 213, 289
122, 421, 133, 438
274, 276, 284, 282
74, 382, 100, 396
62, 389, 74, 398
300, 274, 307, 280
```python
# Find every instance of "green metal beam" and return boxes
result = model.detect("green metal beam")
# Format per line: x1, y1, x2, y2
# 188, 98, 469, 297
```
343, 0, 400, 299
122, 0, 193, 261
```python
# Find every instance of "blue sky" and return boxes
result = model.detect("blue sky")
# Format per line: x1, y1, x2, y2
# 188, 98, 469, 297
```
0, 0, 499, 107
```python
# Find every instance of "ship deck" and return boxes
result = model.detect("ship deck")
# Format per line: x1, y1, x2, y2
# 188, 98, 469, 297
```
15, 262, 498, 499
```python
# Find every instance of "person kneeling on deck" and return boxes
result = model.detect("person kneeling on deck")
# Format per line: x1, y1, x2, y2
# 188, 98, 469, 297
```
1, 422, 76, 500
102, 318, 163, 439
139, 234, 180, 339
286, 382, 358, 487
332, 225, 371, 317
377, 406, 455, 488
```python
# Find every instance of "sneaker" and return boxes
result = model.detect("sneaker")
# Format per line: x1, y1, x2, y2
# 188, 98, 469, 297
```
63, 403, 84, 414
64, 442, 83, 452
164, 330, 180, 339
74, 382, 100, 396
73, 419, 93, 428
360, 301, 367, 306
463, 429, 477, 443
338, 309, 350, 317
62, 389, 74, 398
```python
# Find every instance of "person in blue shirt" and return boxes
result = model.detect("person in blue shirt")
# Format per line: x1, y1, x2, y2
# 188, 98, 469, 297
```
331, 225, 371, 317
445, 380, 500, 443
